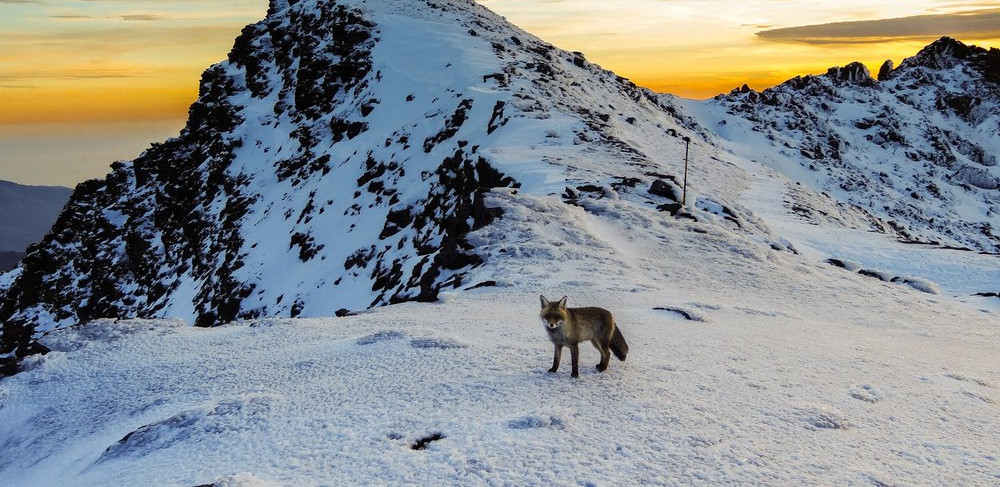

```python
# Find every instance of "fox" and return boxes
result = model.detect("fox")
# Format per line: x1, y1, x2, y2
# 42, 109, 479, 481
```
539, 295, 628, 378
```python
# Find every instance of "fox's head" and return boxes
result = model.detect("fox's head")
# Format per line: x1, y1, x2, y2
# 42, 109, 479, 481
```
539, 295, 569, 330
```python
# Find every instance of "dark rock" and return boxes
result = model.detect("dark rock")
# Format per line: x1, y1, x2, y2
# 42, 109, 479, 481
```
858, 269, 889, 281
876, 60, 894, 81
824, 62, 874, 86
649, 179, 680, 202
466, 280, 497, 290
657, 203, 683, 215
411, 432, 445, 450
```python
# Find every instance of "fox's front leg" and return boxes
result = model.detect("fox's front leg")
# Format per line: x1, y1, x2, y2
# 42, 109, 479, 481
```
548, 344, 562, 373
570, 344, 580, 378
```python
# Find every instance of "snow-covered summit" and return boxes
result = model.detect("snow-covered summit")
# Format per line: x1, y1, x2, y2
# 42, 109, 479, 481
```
704, 37, 999, 253
891, 36, 1000, 82
0, 0, 740, 366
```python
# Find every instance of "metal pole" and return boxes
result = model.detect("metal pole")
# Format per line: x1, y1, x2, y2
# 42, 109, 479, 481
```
682, 137, 690, 206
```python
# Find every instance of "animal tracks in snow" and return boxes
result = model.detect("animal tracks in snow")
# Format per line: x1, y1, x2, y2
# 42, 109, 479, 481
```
355, 329, 469, 350
849, 384, 884, 404
944, 373, 994, 389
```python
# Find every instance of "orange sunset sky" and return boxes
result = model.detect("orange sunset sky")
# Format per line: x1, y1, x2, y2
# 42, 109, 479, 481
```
2, 0, 999, 186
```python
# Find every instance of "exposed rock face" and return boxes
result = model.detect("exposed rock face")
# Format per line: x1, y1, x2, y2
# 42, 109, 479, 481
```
712, 37, 999, 252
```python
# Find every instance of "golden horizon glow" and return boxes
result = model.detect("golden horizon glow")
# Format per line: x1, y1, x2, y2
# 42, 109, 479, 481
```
3, 1, 1000, 124
2, 0, 1000, 186
0, 1, 266, 125
479, 1, 1000, 98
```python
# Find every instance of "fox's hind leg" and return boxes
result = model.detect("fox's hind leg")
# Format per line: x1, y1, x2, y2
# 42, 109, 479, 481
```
592, 339, 611, 372
548, 344, 562, 373
570, 344, 580, 378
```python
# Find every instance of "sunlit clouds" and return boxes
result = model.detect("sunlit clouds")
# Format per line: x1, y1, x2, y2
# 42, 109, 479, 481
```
756, 8, 1000, 44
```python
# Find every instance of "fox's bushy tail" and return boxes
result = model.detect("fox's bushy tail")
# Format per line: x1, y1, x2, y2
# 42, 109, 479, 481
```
610, 324, 628, 361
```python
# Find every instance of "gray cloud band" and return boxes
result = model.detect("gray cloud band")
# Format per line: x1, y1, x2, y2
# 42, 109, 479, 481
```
757, 9, 1000, 44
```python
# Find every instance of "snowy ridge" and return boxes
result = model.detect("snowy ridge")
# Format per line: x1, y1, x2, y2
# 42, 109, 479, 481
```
0, 0, 763, 362
700, 37, 1000, 253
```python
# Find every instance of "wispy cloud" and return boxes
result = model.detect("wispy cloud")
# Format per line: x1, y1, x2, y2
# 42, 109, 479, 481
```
119, 14, 165, 22
757, 8, 1000, 44
52, 74, 153, 80
50, 14, 94, 20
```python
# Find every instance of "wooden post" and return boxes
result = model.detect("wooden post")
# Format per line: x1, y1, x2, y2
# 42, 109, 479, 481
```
682, 136, 690, 206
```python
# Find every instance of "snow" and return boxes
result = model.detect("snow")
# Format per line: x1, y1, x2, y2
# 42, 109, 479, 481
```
3, 173, 998, 485
2, 1, 998, 485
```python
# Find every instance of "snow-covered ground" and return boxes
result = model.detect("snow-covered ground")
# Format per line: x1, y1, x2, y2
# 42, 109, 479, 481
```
2, 168, 997, 485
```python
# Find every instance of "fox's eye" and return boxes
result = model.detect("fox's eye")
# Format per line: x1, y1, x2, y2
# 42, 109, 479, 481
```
557, 320, 564, 326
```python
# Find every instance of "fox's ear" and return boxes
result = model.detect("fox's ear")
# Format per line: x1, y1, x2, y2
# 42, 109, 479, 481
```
558, 296, 567, 308
540, 295, 550, 308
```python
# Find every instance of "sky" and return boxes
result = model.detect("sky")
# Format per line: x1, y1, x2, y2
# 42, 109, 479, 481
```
1, 0, 999, 187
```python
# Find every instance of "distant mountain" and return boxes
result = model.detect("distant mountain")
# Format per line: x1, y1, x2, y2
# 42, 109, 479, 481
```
0, 180, 72, 265
1, 0, 996, 369
0, 251, 24, 273
700, 37, 999, 253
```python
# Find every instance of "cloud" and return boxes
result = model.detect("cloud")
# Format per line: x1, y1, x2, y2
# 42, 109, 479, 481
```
1, 71, 154, 81
119, 14, 165, 22
50, 14, 94, 20
757, 8, 1000, 44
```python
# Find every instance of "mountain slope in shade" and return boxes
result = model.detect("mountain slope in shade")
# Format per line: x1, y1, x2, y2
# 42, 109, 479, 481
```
697, 37, 1000, 253
0, 180, 72, 253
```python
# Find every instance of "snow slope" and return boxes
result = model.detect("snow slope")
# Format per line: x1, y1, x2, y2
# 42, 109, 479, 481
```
2, 190, 997, 485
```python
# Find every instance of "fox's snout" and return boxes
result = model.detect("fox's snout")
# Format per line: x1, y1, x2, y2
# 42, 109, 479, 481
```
542, 319, 563, 330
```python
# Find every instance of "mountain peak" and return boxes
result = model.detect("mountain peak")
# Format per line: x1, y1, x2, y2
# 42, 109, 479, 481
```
0, 0, 703, 366
823, 61, 874, 85
710, 36, 999, 258
915, 36, 980, 62
893, 36, 1000, 84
